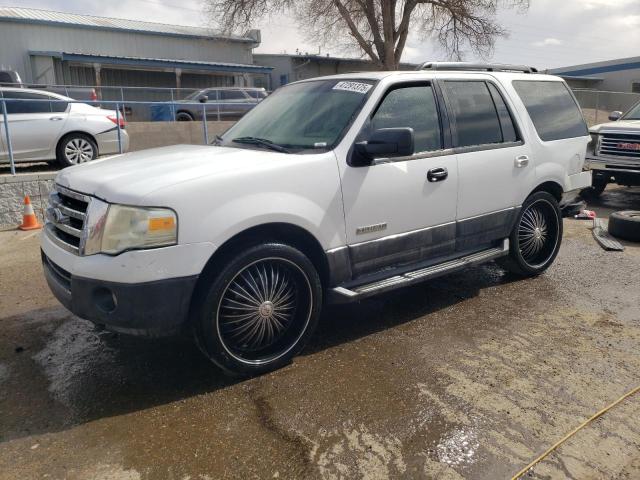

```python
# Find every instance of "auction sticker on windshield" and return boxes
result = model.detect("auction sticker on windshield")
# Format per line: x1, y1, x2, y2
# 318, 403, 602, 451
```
332, 81, 373, 94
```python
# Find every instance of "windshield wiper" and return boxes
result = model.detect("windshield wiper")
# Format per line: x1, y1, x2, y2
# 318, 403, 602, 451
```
231, 136, 291, 153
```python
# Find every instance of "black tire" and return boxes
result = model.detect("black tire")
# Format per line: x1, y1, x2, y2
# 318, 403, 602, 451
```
194, 243, 322, 376
175, 111, 194, 121
56, 133, 98, 168
498, 191, 563, 276
581, 178, 607, 198
608, 211, 640, 242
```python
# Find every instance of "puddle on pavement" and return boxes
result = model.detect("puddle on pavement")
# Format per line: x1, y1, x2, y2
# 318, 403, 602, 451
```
32, 318, 117, 408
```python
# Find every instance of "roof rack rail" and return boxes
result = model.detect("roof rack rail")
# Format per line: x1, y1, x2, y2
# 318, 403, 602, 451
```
415, 62, 538, 74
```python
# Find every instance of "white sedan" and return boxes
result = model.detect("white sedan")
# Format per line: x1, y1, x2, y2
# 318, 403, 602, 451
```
0, 87, 129, 167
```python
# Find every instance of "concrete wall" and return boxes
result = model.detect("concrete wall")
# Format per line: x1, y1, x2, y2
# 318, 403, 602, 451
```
0, 173, 54, 227
126, 121, 235, 151
0, 21, 254, 84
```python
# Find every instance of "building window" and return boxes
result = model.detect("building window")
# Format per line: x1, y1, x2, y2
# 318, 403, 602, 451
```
280, 74, 289, 86
632, 82, 640, 94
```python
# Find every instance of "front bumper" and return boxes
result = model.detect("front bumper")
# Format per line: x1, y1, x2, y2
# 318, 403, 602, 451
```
42, 250, 198, 336
585, 157, 640, 186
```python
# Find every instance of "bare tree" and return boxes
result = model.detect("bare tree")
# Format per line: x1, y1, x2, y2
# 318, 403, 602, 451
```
205, 0, 529, 70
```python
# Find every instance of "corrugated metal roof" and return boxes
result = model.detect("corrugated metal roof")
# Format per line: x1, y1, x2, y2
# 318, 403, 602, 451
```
0, 6, 251, 42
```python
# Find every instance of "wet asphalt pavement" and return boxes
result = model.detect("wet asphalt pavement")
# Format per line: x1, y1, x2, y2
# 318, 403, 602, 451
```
1, 187, 639, 480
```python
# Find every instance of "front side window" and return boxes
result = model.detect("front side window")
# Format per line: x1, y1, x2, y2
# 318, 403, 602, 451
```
2, 91, 53, 114
623, 100, 640, 120
221, 79, 376, 151
513, 80, 588, 141
370, 84, 442, 153
443, 81, 503, 148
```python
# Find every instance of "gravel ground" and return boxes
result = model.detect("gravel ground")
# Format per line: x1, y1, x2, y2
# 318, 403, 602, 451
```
0, 187, 639, 480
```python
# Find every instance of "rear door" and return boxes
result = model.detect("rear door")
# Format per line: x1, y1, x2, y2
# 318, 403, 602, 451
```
440, 78, 535, 251
0, 91, 69, 160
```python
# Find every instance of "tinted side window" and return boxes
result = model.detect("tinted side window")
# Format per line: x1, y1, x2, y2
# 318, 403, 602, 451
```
513, 80, 588, 141
50, 96, 68, 113
444, 81, 502, 147
371, 84, 442, 153
3, 91, 52, 114
221, 90, 247, 101
487, 83, 518, 143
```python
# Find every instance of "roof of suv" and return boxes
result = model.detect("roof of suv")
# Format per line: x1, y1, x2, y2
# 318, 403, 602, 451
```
296, 69, 561, 83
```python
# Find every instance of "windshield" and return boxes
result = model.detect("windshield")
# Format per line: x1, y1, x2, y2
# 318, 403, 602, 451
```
623, 101, 640, 120
220, 79, 376, 151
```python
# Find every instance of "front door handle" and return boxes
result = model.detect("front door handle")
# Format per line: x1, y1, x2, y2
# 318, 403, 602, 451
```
49, 117, 64, 121
427, 167, 448, 182
515, 155, 530, 168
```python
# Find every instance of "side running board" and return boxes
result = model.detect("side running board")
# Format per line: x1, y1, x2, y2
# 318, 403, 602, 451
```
330, 239, 509, 302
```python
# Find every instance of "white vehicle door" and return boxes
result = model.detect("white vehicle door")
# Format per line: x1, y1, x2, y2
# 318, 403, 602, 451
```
440, 79, 535, 250
0, 91, 69, 160
339, 81, 459, 278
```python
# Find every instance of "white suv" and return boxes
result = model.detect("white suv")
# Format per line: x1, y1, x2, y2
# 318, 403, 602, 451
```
41, 64, 591, 375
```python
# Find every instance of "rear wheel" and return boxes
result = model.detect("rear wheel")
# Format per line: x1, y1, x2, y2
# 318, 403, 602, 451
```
194, 243, 322, 376
56, 133, 98, 168
498, 191, 563, 276
176, 111, 194, 121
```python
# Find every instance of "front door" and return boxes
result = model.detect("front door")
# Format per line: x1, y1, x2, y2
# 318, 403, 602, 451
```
339, 82, 459, 278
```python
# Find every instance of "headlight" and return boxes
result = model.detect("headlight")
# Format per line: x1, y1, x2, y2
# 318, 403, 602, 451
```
588, 133, 601, 154
83, 203, 177, 255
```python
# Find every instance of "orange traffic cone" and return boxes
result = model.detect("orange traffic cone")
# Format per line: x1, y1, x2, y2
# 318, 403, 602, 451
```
19, 195, 42, 231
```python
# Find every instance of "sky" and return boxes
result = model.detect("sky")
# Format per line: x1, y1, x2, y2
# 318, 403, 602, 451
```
7, 0, 640, 69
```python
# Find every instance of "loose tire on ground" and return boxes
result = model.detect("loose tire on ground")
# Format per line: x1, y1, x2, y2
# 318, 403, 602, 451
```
193, 243, 323, 376
56, 133, 98, 168
498, 191, 563, 277
608, 211, 640, 242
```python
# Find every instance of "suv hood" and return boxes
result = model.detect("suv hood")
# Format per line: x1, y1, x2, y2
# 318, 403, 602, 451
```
591, 119, 640, 133
56, 144, 284, 204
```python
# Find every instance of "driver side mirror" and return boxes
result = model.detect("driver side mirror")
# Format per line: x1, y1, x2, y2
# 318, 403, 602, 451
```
198, 94, 209, 103
608, 111, 623, 121
352, 127, 415, 166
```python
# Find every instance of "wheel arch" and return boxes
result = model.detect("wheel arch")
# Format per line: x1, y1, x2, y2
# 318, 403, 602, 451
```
529, 181, 563, 202
189, 222, 330, 322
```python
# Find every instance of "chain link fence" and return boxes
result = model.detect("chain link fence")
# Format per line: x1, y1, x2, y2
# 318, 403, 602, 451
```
572, 89, 640, 126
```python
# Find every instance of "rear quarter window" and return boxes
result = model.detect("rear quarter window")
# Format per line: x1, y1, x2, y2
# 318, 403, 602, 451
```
513, 80, 588, 141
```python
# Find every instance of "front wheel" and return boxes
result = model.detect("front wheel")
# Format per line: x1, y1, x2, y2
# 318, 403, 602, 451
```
194, 243, 322, 376
498, 191, 563, 276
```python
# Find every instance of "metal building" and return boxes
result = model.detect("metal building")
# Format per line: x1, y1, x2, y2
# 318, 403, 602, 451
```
253, 53, 417, 90
550, 56, 640, 93
0, 6, 271, 90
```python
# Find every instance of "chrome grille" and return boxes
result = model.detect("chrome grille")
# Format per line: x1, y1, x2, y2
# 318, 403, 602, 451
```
45, 184, 90, 255
598, 133, 640, 160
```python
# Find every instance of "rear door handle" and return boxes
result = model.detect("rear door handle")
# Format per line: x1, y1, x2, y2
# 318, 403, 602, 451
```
515, 155, 529, 168
49, 117, 64, 121
427, 167, 448, 182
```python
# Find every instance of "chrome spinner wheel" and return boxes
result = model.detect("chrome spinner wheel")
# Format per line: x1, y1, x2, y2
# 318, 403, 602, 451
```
216, 257, 313, 365
64, 137, 95, 164
517, 199, 560, 268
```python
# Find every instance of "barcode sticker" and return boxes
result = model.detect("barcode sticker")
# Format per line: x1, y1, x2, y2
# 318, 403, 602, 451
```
332, 81, 373, 94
